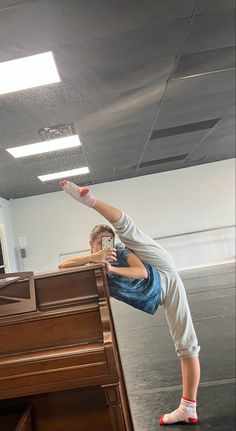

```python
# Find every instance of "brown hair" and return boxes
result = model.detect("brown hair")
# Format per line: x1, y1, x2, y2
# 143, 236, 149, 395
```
90, 224, 115, 241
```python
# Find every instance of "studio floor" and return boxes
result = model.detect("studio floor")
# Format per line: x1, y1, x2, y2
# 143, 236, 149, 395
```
111, 263, 235, 431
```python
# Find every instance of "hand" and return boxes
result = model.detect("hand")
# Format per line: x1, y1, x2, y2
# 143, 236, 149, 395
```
105, 261, 113, 273
91, 248, 117, 264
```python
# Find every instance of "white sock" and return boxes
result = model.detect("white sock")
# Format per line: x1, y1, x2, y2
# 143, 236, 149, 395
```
60, 180, 97, 208
159, 397, 199, 425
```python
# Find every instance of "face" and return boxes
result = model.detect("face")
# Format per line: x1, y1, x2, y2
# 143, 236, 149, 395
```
90, 231, 114, 253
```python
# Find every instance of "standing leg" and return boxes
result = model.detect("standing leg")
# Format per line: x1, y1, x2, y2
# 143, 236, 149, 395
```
159, 274, 200, 425
181, 357, 200, 401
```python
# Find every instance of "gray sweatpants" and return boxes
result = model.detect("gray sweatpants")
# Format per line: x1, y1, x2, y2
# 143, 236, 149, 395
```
112, 212, 200, 358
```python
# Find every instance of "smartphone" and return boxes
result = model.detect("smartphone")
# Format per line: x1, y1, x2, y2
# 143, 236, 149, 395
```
101, 236, 115, 250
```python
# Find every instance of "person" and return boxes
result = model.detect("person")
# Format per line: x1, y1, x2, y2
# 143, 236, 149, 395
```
59, 179, 201, 426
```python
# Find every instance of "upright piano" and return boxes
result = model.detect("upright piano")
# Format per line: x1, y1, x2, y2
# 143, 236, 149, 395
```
0, 264, 134, 431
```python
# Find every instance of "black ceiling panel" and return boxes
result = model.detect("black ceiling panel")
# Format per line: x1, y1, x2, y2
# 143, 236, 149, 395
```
140, 154, 188, 168
150, 118, 221, 140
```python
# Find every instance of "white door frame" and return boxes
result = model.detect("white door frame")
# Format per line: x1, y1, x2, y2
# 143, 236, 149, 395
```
0, 224, 10, 273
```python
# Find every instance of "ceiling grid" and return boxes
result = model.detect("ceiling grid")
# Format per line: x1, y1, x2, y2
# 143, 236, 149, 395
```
0, 0, 235, 199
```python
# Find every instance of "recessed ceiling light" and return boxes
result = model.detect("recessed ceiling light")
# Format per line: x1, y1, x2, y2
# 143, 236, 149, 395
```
0, 51, 60, 95
38, 167, 89, 182
6, 135, 81, 158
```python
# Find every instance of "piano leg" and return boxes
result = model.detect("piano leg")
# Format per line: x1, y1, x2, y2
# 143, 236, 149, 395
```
102, 383, 132, 431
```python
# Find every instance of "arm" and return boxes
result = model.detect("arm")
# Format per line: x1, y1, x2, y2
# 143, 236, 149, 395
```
59, 254, 94, 269
106, 252, 148, 279
59, 248, 117, 269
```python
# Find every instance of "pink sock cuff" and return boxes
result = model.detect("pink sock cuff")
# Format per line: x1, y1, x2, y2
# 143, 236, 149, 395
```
80, 187, 90, 197
182, 396, 197, 403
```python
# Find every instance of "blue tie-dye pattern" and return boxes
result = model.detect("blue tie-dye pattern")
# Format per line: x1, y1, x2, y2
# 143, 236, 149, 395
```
107, 243, 163, 315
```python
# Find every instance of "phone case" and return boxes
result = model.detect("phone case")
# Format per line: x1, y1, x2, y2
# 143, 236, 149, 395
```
101, 236, 114, 249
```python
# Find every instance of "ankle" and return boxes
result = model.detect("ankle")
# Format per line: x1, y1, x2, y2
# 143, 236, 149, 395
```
182, 396, 197, 403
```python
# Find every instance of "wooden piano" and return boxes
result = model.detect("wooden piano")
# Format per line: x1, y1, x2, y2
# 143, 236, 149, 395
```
0, 264, 134, 431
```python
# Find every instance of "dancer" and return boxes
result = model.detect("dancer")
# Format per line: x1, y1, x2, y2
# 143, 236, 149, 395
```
59, 180, 200, 426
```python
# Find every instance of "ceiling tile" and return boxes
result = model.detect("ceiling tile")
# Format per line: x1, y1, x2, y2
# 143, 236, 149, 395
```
0, 84, 67, 116
61, 56, 174, 100
0, 0, 195, 62
173, 46, 235, 79
0, 104, 74, 137
164, 69, 235, 101
86, 142, 143, 170
54, 21, 187, 77
0, 1, 34, 9
182, 10, 235, 54
68, 85, 164, 128
141, 130, 210, 163
155, 91, 235, 129
77, 103, 158, 140
182, 114, 235, 165
196, 0, 235, 15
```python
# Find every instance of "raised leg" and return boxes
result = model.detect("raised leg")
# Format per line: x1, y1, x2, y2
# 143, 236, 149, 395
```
60, 180, 121, 222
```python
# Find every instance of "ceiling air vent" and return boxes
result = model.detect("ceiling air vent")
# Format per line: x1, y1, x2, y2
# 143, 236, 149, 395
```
150, 118, 221, 140
39, 124, 75, 140
140, 154, 188, 168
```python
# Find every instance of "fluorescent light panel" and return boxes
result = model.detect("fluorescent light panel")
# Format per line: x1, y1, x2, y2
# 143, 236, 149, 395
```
0, 51, 60, 95
6, 135, 81, 158
38, 167, 89, 182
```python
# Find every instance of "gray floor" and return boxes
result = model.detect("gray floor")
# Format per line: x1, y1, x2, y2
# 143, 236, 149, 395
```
111, 263, 236, 431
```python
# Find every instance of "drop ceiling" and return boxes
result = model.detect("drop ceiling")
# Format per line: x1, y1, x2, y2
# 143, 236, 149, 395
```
0, 0, 235, 199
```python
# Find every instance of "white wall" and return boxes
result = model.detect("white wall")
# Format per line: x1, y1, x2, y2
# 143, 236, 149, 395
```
0, 197, 18, 272
10, 159, 235, 273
